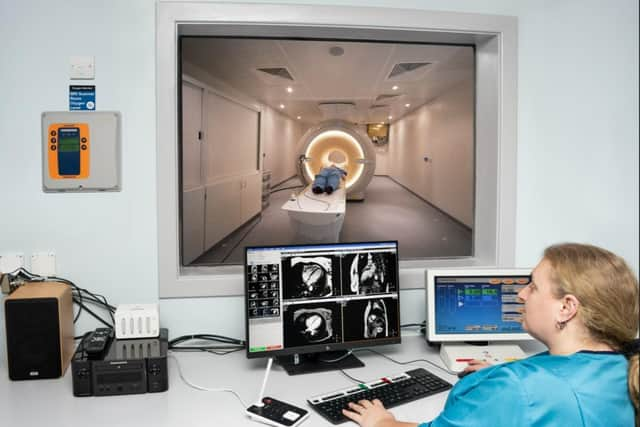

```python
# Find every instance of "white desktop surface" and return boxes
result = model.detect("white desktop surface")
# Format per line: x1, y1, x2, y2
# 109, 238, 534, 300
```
0, 336, 541, 427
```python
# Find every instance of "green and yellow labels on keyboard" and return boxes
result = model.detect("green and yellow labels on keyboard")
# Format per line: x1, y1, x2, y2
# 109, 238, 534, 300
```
48, 123, 90, 179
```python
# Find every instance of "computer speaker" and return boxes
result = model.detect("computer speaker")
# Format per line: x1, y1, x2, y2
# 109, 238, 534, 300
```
4, 282, 74, 380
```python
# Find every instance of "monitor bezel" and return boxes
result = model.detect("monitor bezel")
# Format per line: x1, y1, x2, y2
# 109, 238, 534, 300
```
426, 268, 534, 342
244, 240, 402, 359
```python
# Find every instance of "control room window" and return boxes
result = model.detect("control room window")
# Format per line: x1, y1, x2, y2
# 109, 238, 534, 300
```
179, 37, 475, 266
155, 3, 517, 297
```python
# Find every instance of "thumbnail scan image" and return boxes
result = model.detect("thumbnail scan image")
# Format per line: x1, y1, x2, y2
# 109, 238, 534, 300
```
281, 255, 341, 299
342, 297, 399, 342
246, 263, 280, 319
341, 251, 397, 295
283, 302, 343, 348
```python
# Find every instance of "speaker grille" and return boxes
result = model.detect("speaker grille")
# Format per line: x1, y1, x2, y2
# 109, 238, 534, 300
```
5, 298, 62, 380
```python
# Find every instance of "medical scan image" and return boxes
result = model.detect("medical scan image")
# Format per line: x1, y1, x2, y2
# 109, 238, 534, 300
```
281, 255, 341, 299
342, 297, 399, 342
341, 251, 397, 295
364, 299, 388, 338
283, 302, 343, 347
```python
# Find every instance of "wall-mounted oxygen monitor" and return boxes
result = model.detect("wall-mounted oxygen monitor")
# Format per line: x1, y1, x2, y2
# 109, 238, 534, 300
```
42, 111, 121, 192
47, 123, 90, 179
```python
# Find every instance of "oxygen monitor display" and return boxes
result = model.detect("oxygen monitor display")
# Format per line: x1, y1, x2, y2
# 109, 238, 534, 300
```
47, 122, 90, 179
57, 128, 81, 175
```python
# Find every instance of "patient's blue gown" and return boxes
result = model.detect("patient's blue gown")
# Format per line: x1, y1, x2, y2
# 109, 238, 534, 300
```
419, 351, 633, 427
312, 166, 347, 193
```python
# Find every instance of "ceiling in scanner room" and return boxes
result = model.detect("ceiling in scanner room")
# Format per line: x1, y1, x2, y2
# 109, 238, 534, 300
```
181, 38, 474, 125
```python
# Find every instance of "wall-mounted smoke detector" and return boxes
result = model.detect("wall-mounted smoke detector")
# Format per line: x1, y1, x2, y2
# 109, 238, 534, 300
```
387, 62, 431, 79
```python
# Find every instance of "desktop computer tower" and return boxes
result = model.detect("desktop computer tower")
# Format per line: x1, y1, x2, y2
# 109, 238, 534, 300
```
4, 282, 75, 380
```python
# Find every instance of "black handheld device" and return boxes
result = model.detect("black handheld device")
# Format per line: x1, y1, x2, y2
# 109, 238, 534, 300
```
84, 327, 114, 358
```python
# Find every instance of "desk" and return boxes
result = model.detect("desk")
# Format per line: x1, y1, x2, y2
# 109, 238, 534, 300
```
0, 336, 541, 427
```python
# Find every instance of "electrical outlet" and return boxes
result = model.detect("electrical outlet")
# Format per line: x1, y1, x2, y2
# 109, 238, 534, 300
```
31, 252, 56, 277
70, 56, 95, 79
0, 253, 25, 274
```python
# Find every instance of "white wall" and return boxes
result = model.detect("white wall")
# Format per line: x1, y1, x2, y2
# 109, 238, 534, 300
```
0, 0, 637, 358
374, 144, 390, 175
262, 108, 305, 186
183, 60, 304, 187
0, 0, 159, 351
388, 80, 474, 227
203, 91, 260, 180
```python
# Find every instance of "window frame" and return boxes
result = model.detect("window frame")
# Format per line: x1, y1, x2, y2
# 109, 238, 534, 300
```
156, 2, 518, 298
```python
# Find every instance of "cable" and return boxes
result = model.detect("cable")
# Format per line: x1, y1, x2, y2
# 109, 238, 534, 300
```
169, 345, 244, 351
300, 190, 330, 210
400, 321, 427, 335
169, 334, 246, 349
169, 334, 245, 355
318, 350, 353, 363
6, 268, 115, 328
203, 348, 244, 356
269, 185, 304, 194
339, 369, 364, 384
73, 297, 113, 328
400, 322, 426, 328
353, 348, 457, 376
168, 354, 248, 408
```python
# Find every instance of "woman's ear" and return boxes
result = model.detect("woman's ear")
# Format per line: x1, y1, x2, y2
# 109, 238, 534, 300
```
558, 294, 580, 323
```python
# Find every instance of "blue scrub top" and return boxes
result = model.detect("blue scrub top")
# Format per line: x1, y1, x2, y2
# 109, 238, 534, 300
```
419, 351, 633, 427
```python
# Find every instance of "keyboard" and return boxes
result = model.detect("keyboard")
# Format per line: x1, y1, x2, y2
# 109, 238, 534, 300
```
307, 368, 452, 424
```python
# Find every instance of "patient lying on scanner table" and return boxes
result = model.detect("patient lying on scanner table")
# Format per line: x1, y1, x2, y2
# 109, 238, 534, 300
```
312, 165, 347, 195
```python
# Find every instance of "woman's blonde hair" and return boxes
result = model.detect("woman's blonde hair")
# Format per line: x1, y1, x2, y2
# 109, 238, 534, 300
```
544, 243, 639, 424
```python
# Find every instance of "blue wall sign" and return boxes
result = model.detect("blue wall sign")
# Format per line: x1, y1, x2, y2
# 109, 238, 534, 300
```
69, 85, 96, 111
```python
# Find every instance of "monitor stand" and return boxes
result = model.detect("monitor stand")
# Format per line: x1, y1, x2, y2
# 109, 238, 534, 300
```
440, 342, 526, 372
277, 351, 364, 376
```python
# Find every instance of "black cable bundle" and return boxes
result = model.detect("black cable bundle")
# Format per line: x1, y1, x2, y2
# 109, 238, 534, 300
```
6, 268, 116, 334
169, 334, 246, 355
401, 320, 427, 336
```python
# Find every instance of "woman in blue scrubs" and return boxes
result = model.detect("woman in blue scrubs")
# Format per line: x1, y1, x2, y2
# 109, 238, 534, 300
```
343, 243, 639, 427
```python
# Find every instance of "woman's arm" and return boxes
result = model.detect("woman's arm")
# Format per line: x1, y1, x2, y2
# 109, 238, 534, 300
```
343, 365, 526, 427
342, 399, 419, 427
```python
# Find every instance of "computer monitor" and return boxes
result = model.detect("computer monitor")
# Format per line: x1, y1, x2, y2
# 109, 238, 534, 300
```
425, 268, 534, 372
245, 241, 400, 375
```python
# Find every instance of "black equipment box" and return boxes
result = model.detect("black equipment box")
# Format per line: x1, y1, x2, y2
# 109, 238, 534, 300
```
71, 328, 169, 396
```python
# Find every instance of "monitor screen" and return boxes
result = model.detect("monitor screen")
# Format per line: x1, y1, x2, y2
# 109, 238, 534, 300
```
245, 241, 400, 358
426, 269, 533, 342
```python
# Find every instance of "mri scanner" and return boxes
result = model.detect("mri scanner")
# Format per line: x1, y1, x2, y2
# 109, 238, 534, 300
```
281, 120, 377, 242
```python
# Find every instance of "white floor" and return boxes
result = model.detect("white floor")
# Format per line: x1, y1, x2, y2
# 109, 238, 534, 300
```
192, 176, 472, 265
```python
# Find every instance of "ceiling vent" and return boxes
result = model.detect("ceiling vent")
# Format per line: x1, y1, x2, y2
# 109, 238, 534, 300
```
388, 62, 431, 79
369, 104, 389, 110
374, 94, 401, 103
256, 67, 294, 81
318, 102, 357, 122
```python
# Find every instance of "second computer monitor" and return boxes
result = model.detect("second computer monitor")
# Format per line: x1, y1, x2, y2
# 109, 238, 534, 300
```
245, 241, 400, 374
426, 268, 533, 371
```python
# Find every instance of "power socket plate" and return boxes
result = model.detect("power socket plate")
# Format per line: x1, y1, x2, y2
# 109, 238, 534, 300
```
0, 253, 25, 274
31, 252, 56, 276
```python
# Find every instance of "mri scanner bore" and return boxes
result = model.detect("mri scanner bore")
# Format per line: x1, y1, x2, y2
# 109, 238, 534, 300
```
297, 120, 376, 199
282, 120, 377, 243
